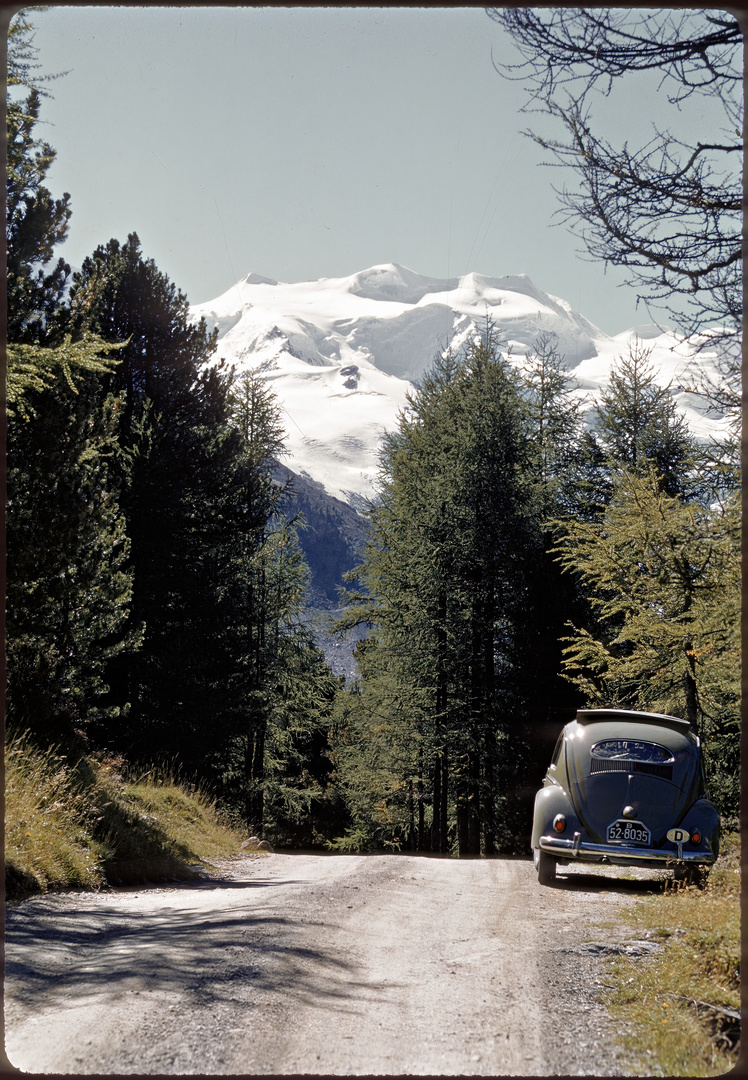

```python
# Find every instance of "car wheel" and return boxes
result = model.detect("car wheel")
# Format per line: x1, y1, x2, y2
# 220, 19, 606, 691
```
537, 849, 556, 886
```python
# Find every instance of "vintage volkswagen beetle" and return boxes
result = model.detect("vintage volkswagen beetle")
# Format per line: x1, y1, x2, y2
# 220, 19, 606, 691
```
531, 708, 719, 886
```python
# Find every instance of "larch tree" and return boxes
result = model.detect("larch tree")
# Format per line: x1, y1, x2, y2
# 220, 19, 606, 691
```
488, 7, 742, 419
550, 465, 739, 813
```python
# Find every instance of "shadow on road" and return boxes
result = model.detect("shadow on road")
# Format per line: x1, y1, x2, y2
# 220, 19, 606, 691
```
551, 869, 670, 894
5, 891, 377, 1014
115, 875, 304, 892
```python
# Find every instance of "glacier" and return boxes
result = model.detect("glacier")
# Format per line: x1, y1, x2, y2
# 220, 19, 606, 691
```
189, 263, 730, 508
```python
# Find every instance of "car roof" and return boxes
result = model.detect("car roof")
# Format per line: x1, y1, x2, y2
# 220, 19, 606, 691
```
575, 708, 692, 733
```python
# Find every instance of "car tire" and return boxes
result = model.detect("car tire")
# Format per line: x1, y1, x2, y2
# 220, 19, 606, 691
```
537, 849, 556, 886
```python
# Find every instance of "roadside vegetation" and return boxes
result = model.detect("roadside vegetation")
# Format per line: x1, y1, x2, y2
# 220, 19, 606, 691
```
5, 728, 249, 899
604, 831, 740, 1075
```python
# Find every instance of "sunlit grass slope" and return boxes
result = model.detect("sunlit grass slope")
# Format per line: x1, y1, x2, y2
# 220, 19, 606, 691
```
5, 729, 248, 897
605, 831, 740, 1075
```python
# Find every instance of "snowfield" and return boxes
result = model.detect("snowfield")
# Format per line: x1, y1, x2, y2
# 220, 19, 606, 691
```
189, 263, 730, 507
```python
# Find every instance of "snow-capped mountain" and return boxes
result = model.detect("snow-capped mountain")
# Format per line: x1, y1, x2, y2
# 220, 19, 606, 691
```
189, 263, 728, 508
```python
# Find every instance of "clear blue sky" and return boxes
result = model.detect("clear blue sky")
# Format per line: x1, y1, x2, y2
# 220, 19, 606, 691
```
18, 5, 705, 335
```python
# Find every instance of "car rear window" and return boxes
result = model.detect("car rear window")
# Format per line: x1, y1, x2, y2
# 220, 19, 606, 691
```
591, 739, 674, 763
550, 733, 564, 767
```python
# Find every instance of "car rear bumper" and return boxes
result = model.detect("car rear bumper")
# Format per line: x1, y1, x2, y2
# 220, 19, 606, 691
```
539, 833, 716, 867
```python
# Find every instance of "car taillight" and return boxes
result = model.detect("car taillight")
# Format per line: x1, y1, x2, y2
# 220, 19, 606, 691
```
691, 829, 702, 845
553, 814, 567, 833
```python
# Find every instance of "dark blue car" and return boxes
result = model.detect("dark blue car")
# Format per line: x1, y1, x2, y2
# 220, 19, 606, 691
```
531, 708, 720, 886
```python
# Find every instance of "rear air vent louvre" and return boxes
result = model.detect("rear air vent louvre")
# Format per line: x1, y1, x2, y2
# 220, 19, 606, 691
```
590, 759, 673, 780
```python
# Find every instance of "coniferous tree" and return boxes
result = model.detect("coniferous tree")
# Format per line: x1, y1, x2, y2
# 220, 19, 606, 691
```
61, 236, 339, 832
7, 11, 71, 344
66, 233, 223, 431
336, 328, 551, 855
329, 635, 426, 851
511, 331, 590, 778
205, 418, 342, 840
6, 16, 139, 752
550, 465, 739, 813
593, 339, 695, 495
6, 87, 71, 342
520, 330, 585, 500
7, 335, 123, 418
63, 234, 244, 763
7, 369, 141, 745
219, 370, 291, 824
565, 339, 699, 531
245, 524, 342, 842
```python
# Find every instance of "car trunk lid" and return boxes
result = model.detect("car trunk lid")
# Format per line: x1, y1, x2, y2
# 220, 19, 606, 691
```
569, 770, 695, 845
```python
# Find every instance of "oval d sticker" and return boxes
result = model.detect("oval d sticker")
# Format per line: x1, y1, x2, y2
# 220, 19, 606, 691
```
667, 828, 689, 843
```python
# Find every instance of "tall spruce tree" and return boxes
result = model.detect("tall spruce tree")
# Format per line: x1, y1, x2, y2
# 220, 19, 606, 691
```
63, 235, 247, 767
222, 373, 293, 825
241, 523, 342, 842
201, 372, 343, 838
7, 364, 141, 746
593, 339, 695, 496
520, 330, 585, 500
515, 331, 589, 772
336, 328, 552, 855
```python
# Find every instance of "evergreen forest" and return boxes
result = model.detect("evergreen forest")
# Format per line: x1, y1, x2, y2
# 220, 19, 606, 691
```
6, 14, 740, 857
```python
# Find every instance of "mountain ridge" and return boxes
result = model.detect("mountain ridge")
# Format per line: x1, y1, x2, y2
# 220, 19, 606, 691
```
189, 262, 728, 507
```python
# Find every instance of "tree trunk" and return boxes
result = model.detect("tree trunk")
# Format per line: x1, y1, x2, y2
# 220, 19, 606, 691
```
417, 751, 425, 852
440, 749, 449, 853
684, 644, 699, 732
431, 752, 442, 853
457, 748, 481, 856
246, 723, 266, 828
482, 728, 497, 856
407, 779, 415, 852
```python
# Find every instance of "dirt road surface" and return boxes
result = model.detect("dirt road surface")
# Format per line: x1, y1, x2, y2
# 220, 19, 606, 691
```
5, 853, 660, 1075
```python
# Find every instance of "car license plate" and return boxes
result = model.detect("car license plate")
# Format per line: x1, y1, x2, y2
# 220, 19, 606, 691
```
607, 820, 651, 845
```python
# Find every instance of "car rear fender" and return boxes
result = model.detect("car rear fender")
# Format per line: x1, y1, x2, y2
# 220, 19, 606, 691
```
667, 799, 721, 857
531, 782, 579, 851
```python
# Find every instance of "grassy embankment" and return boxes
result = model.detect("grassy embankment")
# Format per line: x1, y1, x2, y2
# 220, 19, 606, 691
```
5, 728, 252, 898
603, 831, 740, 1076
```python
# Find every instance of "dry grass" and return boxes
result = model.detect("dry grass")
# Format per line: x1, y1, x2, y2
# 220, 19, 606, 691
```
5, 729, 249, 897
5, 730, 109, 892
603, 832, 740, 1076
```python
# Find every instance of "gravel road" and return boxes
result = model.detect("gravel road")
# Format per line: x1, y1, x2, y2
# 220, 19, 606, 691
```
5, 852, 664, 1075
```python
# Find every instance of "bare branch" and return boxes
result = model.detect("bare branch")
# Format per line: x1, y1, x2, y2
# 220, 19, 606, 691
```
488, 7, 742, 363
